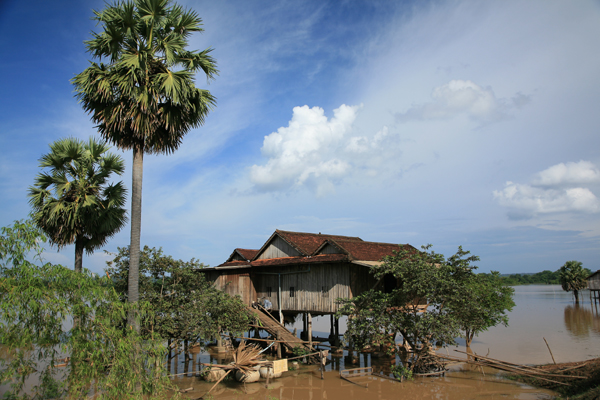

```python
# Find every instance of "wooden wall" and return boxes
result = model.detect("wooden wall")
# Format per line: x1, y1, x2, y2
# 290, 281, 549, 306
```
588, 273, 600, 290
253, 263, 377, 313
203, 270, 256, 306
256, 236, 301, 259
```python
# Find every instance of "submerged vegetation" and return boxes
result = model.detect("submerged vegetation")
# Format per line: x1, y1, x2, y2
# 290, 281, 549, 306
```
337, 245, 515, 373
0, 220, 250, 399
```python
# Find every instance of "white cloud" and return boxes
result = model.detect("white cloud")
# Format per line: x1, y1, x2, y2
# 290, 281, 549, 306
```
493, 161, 600, 219
249, 104, 359, 195
396, 80, 529, 123
533, 160, 600, 187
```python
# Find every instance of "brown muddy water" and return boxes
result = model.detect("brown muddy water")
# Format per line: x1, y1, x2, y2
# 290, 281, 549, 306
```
2, 285, 599, 399
172, 285, 600, 399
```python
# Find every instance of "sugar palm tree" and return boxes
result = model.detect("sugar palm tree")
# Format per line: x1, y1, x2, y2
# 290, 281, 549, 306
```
559, 260, 588, 304
72, 0, 217, 325
28, 137, 127, 273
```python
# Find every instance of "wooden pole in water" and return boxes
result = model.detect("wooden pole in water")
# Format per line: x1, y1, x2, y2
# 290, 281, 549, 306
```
543, 337, 557, 365
334, 316, 340, 347
308, 313, 313, 349
330, 314, 334, 341
303, 313, 307, 340
320, 350, 324, 380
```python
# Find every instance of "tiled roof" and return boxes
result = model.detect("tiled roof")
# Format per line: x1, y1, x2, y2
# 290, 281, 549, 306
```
236, 248, 259, 260
275, 229, 362, 256
330, 239, 409, 261
251, 254, 348, 267
213, 230, 415, 269
211, 260, 250, 269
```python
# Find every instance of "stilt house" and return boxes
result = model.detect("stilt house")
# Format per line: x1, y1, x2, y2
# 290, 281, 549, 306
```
202, 230, 416, 316
588, 270, 600, 304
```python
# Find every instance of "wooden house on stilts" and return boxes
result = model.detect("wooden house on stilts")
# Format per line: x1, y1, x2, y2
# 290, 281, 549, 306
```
588, 270, 600, 304
202, 229, 416, 347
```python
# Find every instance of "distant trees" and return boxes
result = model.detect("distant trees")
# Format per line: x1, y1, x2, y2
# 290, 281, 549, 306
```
559, 260, 589, 304
73, 0, 218, 330
28, 137, 127, 273
337, 245, 514, 373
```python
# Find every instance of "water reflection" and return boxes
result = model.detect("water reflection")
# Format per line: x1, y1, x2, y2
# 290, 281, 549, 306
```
564, 303, 600, 337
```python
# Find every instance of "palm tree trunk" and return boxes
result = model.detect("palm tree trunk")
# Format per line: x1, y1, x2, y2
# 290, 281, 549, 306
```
74, 235, 84, 273
128, 146, 143, 332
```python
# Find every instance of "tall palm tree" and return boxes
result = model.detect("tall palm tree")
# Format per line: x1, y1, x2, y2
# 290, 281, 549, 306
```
559, 260, 588, 304
72, 0, 217, 327
28, 137, 127, 273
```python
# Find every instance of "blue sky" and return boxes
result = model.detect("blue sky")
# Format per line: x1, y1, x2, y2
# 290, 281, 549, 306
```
1, 0, 599, 274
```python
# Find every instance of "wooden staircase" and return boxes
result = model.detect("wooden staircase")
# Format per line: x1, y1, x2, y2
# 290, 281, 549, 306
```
248, 305, 311, 351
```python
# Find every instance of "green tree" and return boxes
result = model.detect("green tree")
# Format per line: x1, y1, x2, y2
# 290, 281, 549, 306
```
452, 271, 515, 347
0, 220, 177, 399
105, 246, 251, 351
72, 0, 217, 329
28, 137, 127, 273
338, 245, 514, 373
559, 260, 588, 304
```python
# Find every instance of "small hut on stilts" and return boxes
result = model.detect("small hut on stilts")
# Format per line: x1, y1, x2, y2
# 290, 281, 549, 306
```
587, 270, 600, 304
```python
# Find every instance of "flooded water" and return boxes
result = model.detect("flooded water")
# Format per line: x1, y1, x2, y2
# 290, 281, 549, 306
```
172, 285, 600, 399
3, 286, 599, 399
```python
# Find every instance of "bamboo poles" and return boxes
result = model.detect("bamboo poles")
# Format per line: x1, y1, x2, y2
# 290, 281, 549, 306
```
433, 350, 589, 387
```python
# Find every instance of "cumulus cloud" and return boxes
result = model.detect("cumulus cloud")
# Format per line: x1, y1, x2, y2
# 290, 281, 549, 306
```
396, 80, 529, 123
493, 161, 600, 219
249, 104, 398, 196
533, 160, 600, 187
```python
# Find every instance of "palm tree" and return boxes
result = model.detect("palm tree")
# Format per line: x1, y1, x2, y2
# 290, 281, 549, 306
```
559, 260, 588, 304
28, 137, 127, 273
72, 0, 217, 327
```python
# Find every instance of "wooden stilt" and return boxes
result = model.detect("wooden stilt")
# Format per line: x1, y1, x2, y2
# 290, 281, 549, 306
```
308, 313, 313, 350
329, 314, 334, 340
334, 316, 340, 347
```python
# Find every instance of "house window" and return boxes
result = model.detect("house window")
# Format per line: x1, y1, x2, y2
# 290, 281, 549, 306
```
322, 286, 328, 297
290, 287, 295, 298
267, 286, 272, 297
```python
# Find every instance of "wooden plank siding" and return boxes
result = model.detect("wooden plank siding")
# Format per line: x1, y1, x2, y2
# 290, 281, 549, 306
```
252, 263, 379, 314
257, 236, 301, 259
588, 271, 600, 290
203, 270, 256, 306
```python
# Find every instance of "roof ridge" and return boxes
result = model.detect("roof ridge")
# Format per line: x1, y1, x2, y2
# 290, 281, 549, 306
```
276, 229, 363, 240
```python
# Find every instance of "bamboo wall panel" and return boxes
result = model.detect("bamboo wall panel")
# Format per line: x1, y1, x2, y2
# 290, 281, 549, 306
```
257, 236, 301, 259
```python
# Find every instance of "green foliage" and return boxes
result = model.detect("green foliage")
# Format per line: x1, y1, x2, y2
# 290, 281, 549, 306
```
391, 364, 413, 381
559, 260, 589, 301
28, 137, 127, 272
72, 0, 217, 154
105, 246, 251, 346
291, 346, 310, 357
450, 271, 515, 347
72, 0, 219, 327
497, 270, 561, 285
337, 245, 514, 371
0, 220, 179, 399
